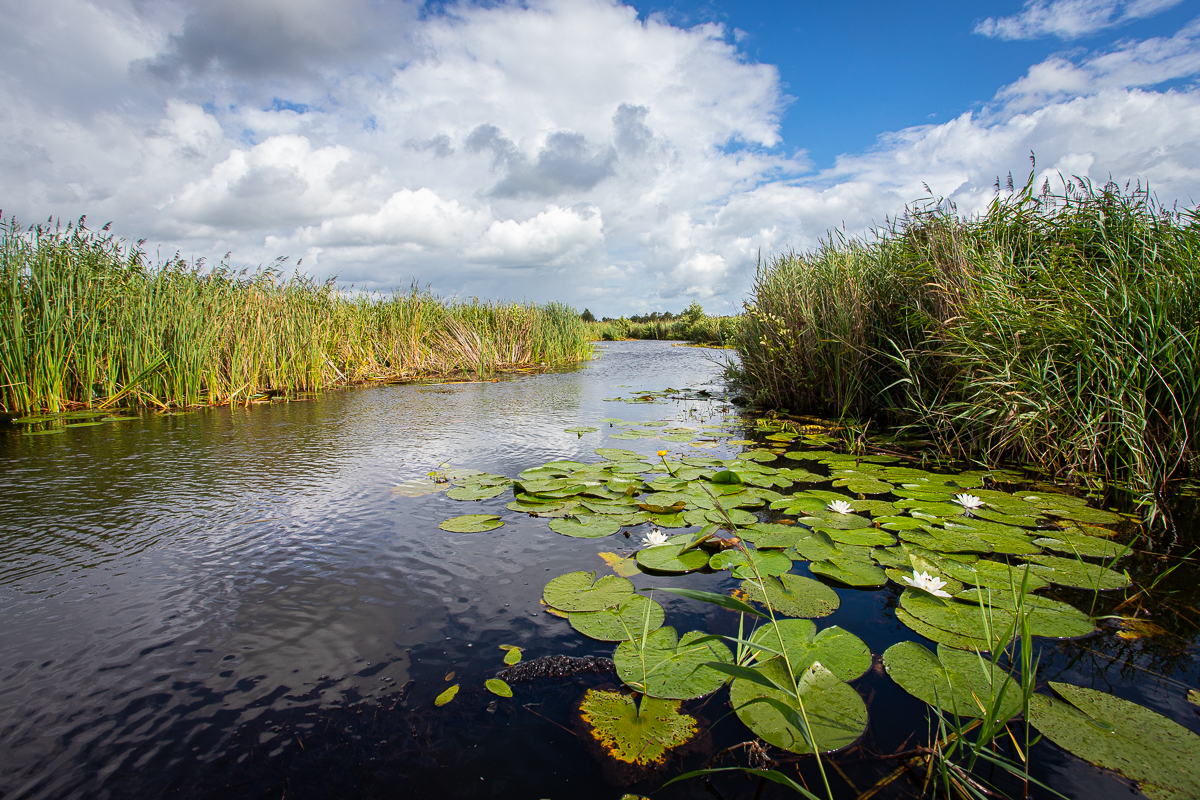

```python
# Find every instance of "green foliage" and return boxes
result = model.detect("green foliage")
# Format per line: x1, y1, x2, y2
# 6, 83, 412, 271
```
735, 175, 1200, 490
584, 305, 741, 346
0, 214, 592, 413
579, 690, 697, 765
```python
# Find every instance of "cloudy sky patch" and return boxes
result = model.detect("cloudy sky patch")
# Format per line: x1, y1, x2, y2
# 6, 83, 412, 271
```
2, 0, 1198, 314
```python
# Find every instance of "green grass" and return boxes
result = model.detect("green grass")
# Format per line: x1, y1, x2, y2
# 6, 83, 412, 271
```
735, 175, 1200, 492
0, 215, 592, 414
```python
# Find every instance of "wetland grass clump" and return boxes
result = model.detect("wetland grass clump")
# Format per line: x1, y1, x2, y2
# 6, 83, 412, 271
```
736, 177, 1200, 491
0, 215, 591, 414
587, 301, 740, 346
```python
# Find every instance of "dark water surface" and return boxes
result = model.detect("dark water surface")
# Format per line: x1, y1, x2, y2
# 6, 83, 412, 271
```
1, 341, 1197, 800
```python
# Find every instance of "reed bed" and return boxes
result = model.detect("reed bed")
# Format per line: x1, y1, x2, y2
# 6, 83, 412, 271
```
736, 177, 1200, 491
587, 311, 740, 346
0, 215, 591, 414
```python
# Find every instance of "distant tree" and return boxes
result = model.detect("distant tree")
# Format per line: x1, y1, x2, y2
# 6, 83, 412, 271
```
681, 300, 705, 324
580, 308, 596, 322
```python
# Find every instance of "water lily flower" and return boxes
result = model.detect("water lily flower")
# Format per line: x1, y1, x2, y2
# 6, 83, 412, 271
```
954, 493, 984, 510
642, 527, 669, 547
827, 499, 855, 515
656, 450, 669, 457
903, 570, 952, 598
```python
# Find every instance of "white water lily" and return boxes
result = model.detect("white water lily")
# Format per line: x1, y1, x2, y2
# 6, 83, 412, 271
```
902, 570, 952, 598
827, 499, 855, 515
642, 527, 669, 547
954, 493, 984, 510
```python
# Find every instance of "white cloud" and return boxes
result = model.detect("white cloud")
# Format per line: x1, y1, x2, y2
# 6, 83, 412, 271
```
1, 0, 1200, 314
976, 0, 1184, 41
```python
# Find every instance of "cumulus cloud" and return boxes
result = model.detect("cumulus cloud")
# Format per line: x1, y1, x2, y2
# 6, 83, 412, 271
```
976, 0, 1184, 41
1, 0, 1200, 314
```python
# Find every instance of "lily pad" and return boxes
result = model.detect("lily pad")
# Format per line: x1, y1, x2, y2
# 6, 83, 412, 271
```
569, 595, 666, 641
392, 478, 445, 497
500, 645, 523, 665
596, 448, 647, 461
614, 627, 734, 699
636, 544, 711, 574
446, 485, 506, 501
1023, 554, 1130, 590
936, 558, 1049, 592
831, 474, 895, 495
566, 426, 599, 434
729, 658, 868, 754
543, 571, 635, 612
896, 589, 1014, 651
1032, 530, 1129, 559
810, 555, 887, 588
1042, 505, 1124, 525
549, 516, 623, 538
598, 551, 642, 578
486, 678, 513, 697
741, 574, 840, 618
439, 514, 504, 533
956, 588, 1096, 639
708, 548, 793, 579
748, 620, 871, 681
818, 527, 897, 547
882, 641, 1022, 720
1029, 682, 1200, 800
579, 690, 698, 765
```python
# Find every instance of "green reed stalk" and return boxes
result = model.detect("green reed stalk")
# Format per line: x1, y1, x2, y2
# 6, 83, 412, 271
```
0, 215, 592, 414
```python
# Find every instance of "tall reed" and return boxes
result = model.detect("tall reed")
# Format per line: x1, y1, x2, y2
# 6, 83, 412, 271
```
0, 215, 591, 414
736, 176, 1200, 491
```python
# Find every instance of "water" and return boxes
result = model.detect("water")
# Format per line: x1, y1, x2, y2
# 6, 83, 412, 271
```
0, 341, 1196, 799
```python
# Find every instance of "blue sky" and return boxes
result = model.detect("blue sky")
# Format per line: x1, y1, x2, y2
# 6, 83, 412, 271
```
2, 0, 1199, 314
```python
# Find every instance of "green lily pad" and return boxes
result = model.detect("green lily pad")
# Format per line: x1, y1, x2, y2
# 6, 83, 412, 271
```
570, 595, 666, 641
1032, 530, 1129, 559
882, 642, 1022, 720
1029, 682, 1200, 800
566, 426, 599, 434
543, 571, 635, 612
1042, 506, 1124, 525
614, 627, 733, 699
704, 508, 757, 526
486, 678, 513, 697
741, 574, 840, 618
935, 558, 1049, 593
1023, 554, 1130, 590
940, 520, 1042, 555
818, 527, 897, 547
810, 554, 887, 588
500, 645, 522, 665
729, 658, 868, 754
446, 485, 506, 501
899, 527, 993, 554
797, 511, 873, 531
896, 589, 1013, 651
709, 548, 793, 579
439, 514, 504, 533
549, 516, 623, 538
748, 620, 871, 680
792, 530, 839, 561
596, 448, 647, 461
831, 474, 895, 495
393, 478, 446, 497
636, 544, 711, 574
876, 516, 926, 531
579, 690, 698, 765
956, 589, 1096, 639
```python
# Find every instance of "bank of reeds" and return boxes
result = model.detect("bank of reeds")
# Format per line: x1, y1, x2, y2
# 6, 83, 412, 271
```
0, 215, 591, 414
588, 312, 740, 346
736, 176, 1200, 491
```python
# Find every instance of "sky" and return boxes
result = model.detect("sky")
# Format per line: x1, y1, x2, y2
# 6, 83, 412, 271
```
1, 0, 1198, 315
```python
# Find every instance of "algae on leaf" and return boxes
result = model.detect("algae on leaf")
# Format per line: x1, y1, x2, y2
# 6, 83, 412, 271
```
1029, 682, 1200, 800
579, 690, 697, 765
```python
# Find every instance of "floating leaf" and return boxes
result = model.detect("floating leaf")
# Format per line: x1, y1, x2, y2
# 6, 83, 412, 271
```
810, 555, 887, 588
730, 659, 867, 754
614, 627, 733, 699
636, 544, 710, 574
1042, 505, 1124, 525
392, 478, 445, 497
936, 558, 1049, 592
596, 448, 646, 462
748, 620, 871, 681
446, 485, 506, 501
566, 426, 599, 434
1032, 530, 1128, 559
543, 571, 635, 612
818, 527, 896, 547
570, 595, 665, 641
438, 514, 504, 533
500, 645, 523, 665
831, 474, 895, 495
896, 589, 1013, 651
740, 574, 840, 618
549, 516, 622, 538
579, 690, 697, 765
708, 548, 792, 579
1023, 554, 1130, 590
486, 678, 513, 697
599, 551, 642, 578
956, 588, 1095, 639
883, 641, 1021, 720
1029, 682, 1200, 800
435, 684, 459, 706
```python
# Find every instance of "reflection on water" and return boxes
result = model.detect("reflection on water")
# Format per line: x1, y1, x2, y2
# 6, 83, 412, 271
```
0, 341, 1196, 800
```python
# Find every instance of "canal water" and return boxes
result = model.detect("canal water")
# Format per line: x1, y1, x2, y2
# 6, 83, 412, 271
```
1, 341, 1196, 799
